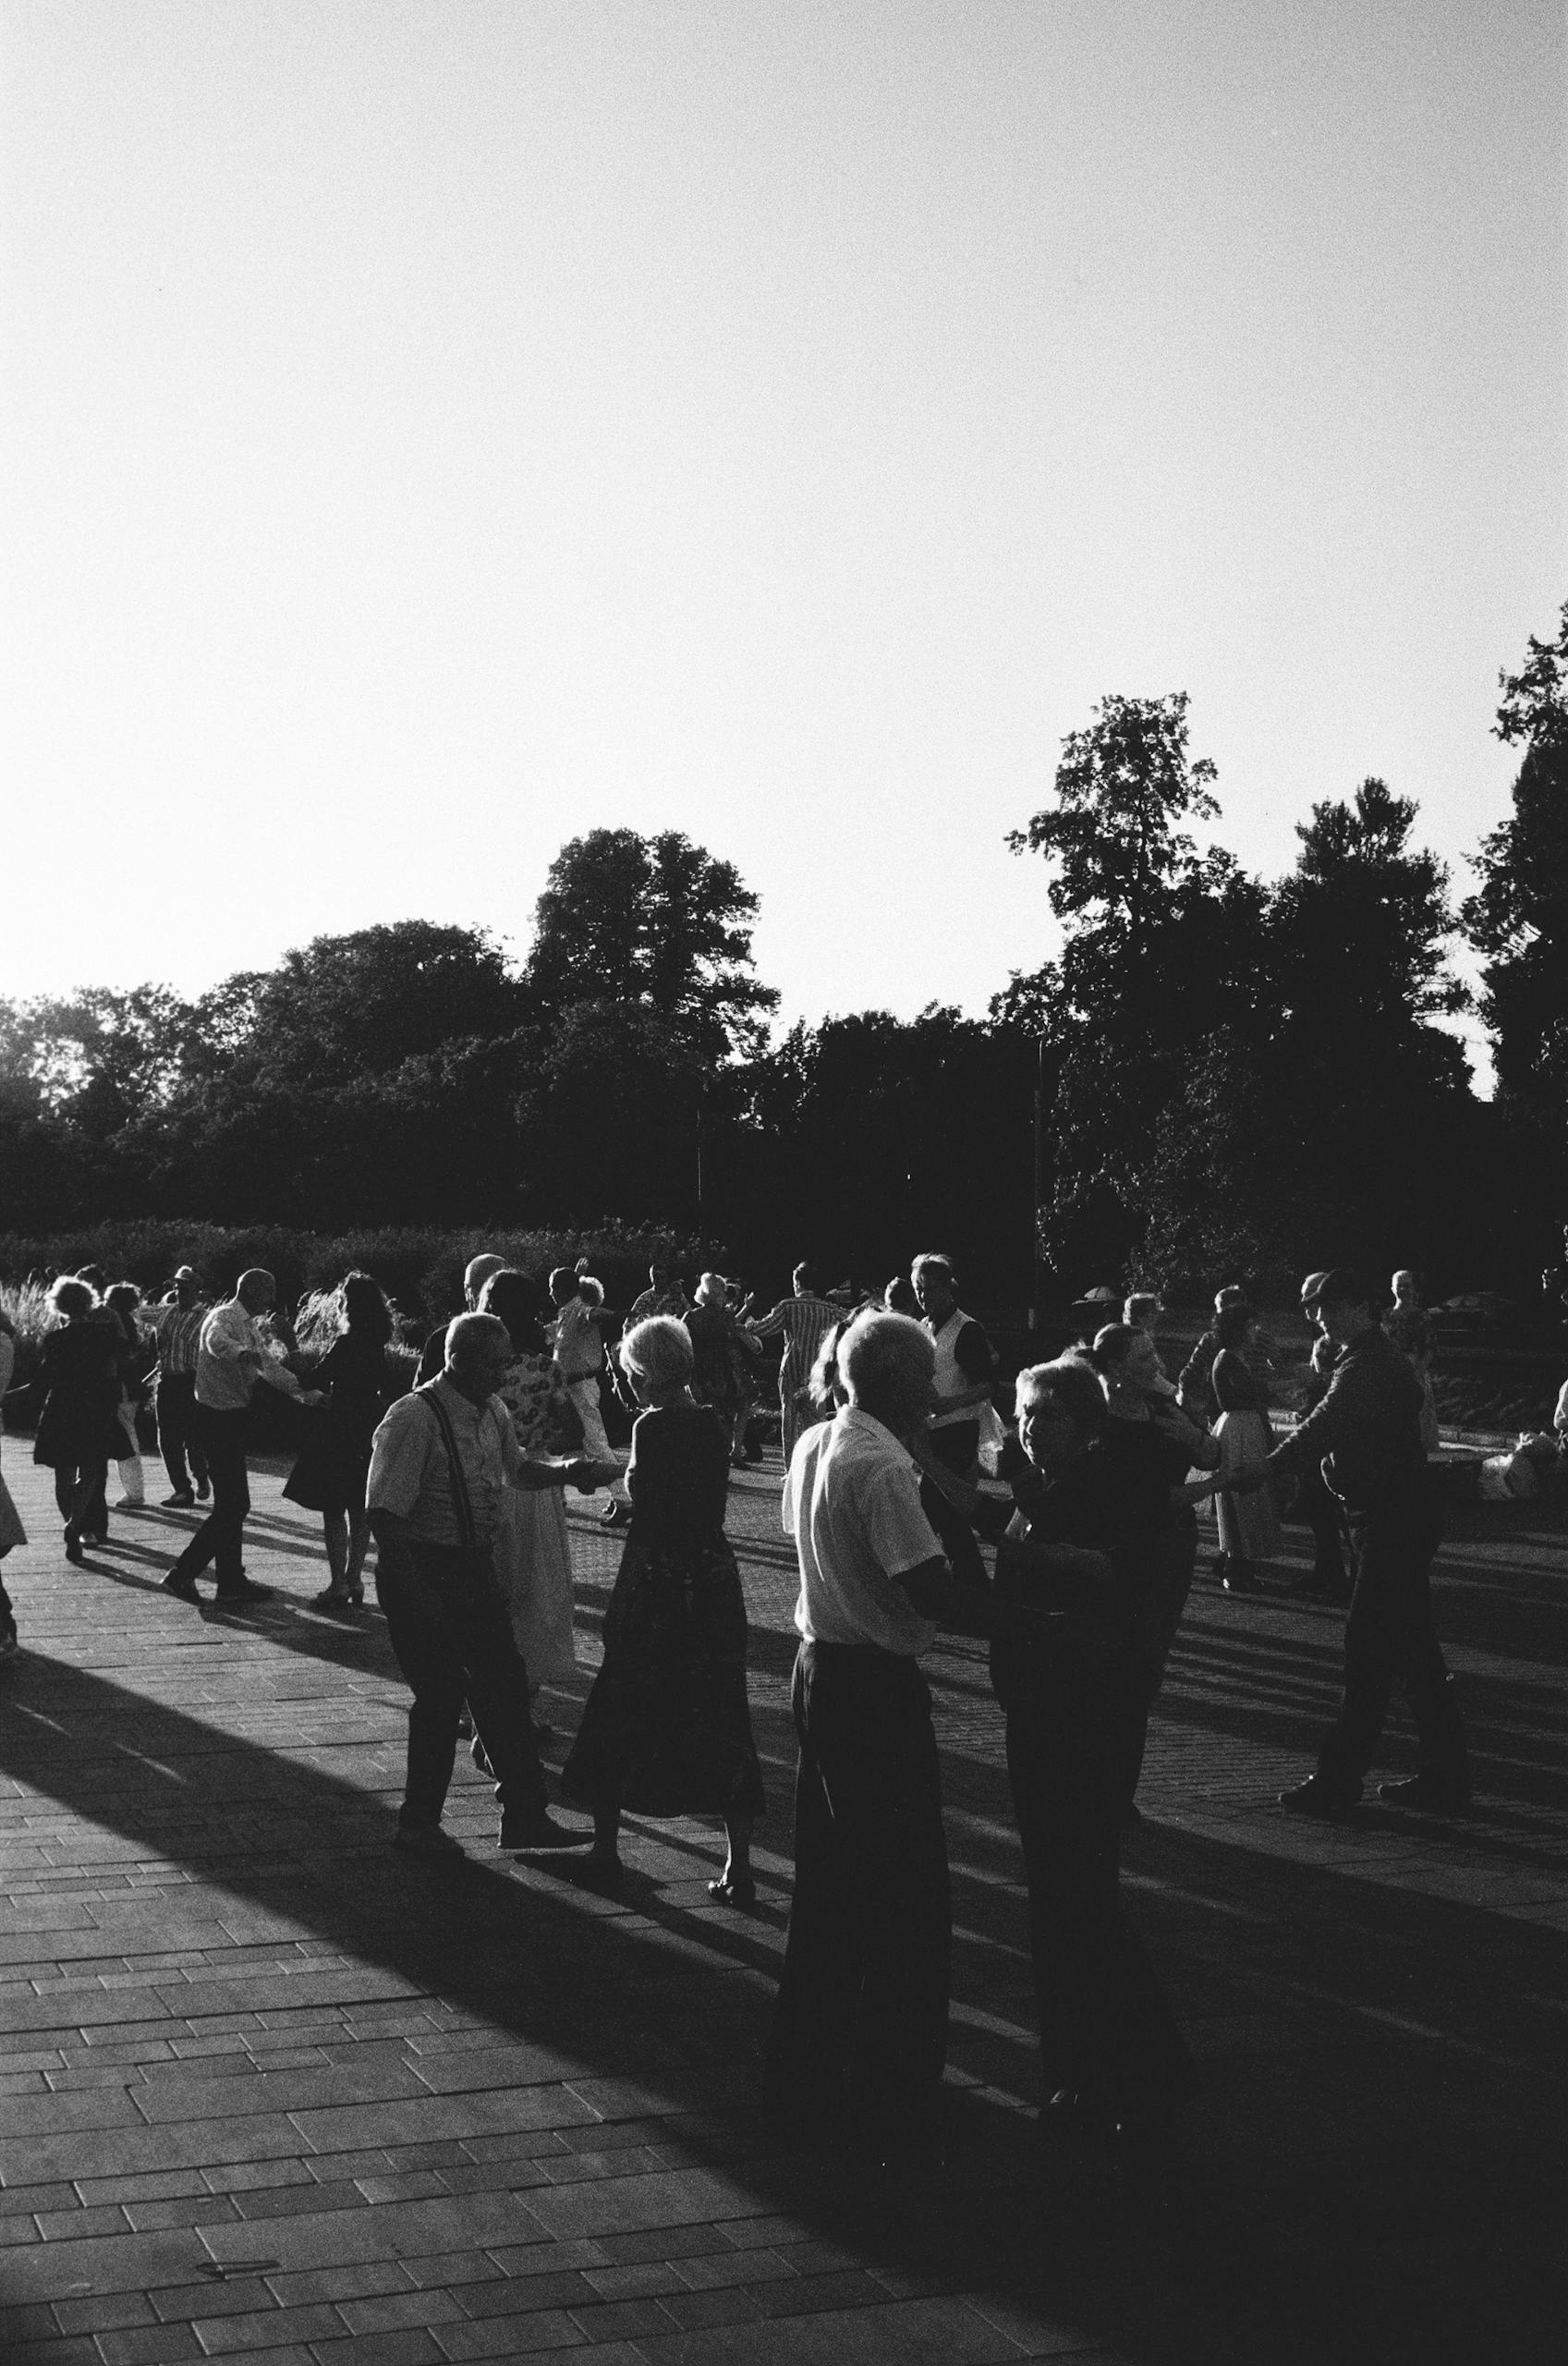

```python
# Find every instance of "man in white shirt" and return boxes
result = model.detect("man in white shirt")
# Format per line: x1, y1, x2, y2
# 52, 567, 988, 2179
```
162, 1271, 318, 1606
764, 1311, 999, 2149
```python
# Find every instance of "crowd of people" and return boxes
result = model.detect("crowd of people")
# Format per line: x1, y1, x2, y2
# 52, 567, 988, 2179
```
0, 1244, 1477, 2170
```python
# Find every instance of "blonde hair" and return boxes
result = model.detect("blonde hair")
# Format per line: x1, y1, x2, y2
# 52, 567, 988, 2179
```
618, 1315, 693, 1392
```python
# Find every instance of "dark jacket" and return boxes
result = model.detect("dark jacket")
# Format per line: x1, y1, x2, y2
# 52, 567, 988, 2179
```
1274, 1325, 1426, 1517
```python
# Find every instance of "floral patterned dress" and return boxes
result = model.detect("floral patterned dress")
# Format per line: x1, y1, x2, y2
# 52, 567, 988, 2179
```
492, 1350, 579, 1687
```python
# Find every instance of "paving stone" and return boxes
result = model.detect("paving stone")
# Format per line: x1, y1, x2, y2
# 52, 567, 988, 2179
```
191, 2301, 346, 2352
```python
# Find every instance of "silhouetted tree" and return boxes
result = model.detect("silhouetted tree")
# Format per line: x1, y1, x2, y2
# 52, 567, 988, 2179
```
525, 829, 778, 1059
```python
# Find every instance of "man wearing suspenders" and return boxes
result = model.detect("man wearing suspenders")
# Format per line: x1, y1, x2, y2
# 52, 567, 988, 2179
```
366, 1312, 600, 1859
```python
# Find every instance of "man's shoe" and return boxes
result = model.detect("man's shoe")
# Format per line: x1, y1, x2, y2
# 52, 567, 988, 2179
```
160, 1571, 201, 1601
1378, 1774, 1471, 1814
213, 1578, 272, 1606
498, 1811, 592, 1852
162, 1491, 195, 1509
195, 1481, 212, 1502
64, 1531, 85, 1566
1279, 1774, 1361, 1818
393, 1823, 464, 1860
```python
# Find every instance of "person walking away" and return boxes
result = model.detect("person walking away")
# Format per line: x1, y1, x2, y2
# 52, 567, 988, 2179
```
1210, 1304, 1282, 1592
562, 1316, 766, 1899
284, 1271, 398, 1610
1123, 1293, 1178, 1397
103, 1282, 153, 1507
161, 1270, 322, 1607
752, 1262, 845, 1470
365, 1311, 599, 1860
1388, 1269, 1440, 1453
1222, 1270, 1470, 1816
763, 1312, 1002, 2153
31, 1277, 124, 1563
0, 1308, 28, 1657
152, 1265, 211, 1506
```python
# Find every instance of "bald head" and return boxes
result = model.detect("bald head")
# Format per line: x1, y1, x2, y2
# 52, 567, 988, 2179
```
840, 1312, 935, 1437
236, 1269, 277, 1314
464, 1252, 506, 1309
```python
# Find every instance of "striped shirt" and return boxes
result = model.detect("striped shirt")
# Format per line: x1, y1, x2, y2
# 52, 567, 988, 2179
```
154, 1300, 209, 1379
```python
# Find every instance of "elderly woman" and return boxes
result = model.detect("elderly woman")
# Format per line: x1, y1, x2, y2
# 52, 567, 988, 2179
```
31, 1276, 125, 1562
562, 1316, 765, 1901
478, 1269, 599, 1717
285, 1272, 398, 1611
1211, 1303, 1282, 1592
686, 1271, 757, 1469
928, 1357, 1192, 2155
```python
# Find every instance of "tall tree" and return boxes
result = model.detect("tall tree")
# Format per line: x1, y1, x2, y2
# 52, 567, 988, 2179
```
525, 829, 778, 1059
1463, 601, 1568, 1116
996, 692, 1269, 1279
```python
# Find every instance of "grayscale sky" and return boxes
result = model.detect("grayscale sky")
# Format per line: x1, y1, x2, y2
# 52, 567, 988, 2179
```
4, 0, 1564, 1070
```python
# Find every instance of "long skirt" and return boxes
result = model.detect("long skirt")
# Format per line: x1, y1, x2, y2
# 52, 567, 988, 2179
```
562, 1530, 766, 1821
1215, 1409, 1282, 1562
492, 1487, 578, 1687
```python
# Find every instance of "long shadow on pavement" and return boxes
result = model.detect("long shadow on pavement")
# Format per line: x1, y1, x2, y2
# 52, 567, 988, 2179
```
2, 1649, 1566, 2363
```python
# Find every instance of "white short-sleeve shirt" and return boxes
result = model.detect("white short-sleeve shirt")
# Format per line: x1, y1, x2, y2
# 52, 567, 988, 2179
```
783, 1405, 942, 1656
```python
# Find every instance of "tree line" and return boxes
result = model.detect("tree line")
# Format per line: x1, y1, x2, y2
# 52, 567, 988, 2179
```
5, 607, 1565, 1304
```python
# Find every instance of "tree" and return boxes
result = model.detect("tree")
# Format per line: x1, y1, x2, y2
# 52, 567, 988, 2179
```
226, 922, 527, 1092
996, 692, 1270, 1279
525, 829, 779, 1059
1463, 602, 1568, 1117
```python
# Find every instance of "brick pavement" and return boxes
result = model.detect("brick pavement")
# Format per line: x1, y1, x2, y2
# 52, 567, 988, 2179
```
0, 1447, 1564, 2365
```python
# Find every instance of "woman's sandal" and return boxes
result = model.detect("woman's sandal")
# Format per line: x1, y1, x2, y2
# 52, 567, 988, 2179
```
706, 1874, 756, 1912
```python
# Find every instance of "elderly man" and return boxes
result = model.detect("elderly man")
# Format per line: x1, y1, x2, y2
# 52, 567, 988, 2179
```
366, 1311, 599, 1860
1227, 1269, 1469, 1816
152, 1263, 211, 1506
414, 1251, 508, 1387
764, 1311, 998, 2148
162, 1270, 320, 1606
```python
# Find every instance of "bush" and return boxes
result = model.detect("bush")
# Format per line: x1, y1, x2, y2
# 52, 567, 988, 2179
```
0, 1221, 712, 1334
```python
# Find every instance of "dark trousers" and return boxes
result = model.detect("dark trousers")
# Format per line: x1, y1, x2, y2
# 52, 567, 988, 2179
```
1295, 1460, 1350, 1591
156, 1373, 209, 1494
921, 1421, 989, 1592
1007, 1671, 1189, 2114
765, 1641, 951, 2130
1318, 1493, 1467, 1790
376, 1546, 548, 1829
54, 1459, 108, 1536
170, 1409, 250, 1587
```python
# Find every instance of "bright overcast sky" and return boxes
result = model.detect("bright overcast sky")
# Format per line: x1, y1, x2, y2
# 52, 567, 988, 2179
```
3, 0, 1564, 1056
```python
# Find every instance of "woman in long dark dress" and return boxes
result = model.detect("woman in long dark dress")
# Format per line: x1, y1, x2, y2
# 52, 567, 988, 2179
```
31, 1276, 124, 1563
562, 1314, 766, 1901
284, 1273, 396, 1610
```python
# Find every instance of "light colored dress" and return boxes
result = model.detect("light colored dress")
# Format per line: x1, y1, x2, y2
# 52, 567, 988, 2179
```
1212, 1348, 1282, 1564
492, 1351, 578, 1687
